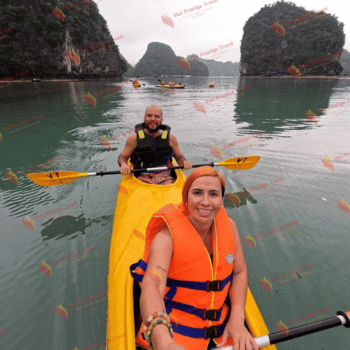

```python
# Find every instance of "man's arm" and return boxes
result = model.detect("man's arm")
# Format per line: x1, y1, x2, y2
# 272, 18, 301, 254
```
118, 134, 137, 174
169, 134, 192, 169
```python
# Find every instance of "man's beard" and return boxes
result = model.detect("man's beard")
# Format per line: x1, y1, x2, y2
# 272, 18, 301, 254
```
144, 123, 161, 133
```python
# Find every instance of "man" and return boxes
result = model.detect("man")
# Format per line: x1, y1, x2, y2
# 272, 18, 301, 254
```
118, 105, 192, 184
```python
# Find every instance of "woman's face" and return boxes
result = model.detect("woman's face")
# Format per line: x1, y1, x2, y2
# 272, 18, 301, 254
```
187, 176, 223, 225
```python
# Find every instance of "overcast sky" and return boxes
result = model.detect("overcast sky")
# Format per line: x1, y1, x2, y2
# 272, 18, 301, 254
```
95, 0, 350, 66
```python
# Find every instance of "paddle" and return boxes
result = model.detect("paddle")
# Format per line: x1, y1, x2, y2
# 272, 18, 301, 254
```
26, 156, 260, 187
215, 310, 350, 350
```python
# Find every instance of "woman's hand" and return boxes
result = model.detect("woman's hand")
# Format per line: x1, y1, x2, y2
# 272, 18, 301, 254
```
215, 317, 259, 350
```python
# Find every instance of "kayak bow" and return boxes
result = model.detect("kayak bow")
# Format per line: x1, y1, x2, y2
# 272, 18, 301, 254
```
106, 158, 274, 350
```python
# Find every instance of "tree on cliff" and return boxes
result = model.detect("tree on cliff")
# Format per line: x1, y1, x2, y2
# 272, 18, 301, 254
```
240, 1, 345, 76
0, 0, 127, 78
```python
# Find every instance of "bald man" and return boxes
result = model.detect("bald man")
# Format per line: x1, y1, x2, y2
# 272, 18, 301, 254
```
118, 105, 192, 185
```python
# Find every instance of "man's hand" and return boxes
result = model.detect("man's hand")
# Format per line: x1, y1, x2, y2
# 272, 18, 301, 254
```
120, 162, 131, 175
183, 161, 192, 170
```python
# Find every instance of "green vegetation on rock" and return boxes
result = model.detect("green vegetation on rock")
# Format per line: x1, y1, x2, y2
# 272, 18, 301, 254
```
240, 1, 345, 76
0, 0, 126, 79
131, 42, 209, 77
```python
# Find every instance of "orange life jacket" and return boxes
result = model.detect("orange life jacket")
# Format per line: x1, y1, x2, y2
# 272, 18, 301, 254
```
169, 81, 174, 86
130, 203, 236, 350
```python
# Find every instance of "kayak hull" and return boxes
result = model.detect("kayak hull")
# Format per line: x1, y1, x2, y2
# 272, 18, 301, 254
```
156, 84, 185, 88
106, 164, 277, 350
133, 83, 141, 87
106, 166, 187, 349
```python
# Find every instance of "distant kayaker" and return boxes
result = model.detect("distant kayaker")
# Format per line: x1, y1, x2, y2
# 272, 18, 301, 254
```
133, 78, 139, 85
169, 81, 174, 86
118, 105, 192, 184
131, 166, 259, 350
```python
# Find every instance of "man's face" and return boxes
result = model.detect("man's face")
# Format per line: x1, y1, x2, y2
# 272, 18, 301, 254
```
144, 106, 163, 132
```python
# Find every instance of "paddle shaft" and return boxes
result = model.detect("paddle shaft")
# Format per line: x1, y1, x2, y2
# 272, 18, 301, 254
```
88, 163, 217, 177
216, 311, 350, 350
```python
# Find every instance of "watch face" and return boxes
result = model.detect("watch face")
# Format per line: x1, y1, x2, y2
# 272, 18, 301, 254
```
282, 40, 287, 49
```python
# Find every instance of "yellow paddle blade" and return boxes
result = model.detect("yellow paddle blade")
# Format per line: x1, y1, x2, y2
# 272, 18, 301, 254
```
218, 156, 260, 170
26, 171, 88, 187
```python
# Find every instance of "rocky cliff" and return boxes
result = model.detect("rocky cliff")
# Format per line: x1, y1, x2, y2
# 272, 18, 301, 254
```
0, 0, 126, 79
187, 55, 240, 76
240, 1, 345, 76
132, 42, 209, 77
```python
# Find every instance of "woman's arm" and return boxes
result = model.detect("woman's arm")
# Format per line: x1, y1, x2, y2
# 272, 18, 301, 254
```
140, 226, 187, 349
216, 218, 258, 350
228, 218, 248, 321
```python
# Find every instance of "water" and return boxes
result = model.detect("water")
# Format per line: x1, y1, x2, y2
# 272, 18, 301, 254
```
1, 76, 350, 350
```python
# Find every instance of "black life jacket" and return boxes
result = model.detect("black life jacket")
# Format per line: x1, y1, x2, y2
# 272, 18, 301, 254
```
130, 123, 174, 169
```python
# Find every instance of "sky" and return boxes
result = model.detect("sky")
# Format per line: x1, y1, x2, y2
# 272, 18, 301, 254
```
95, 0, 350, 66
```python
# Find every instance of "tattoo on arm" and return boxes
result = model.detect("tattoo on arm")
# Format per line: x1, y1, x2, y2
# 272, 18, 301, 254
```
156, 265, 167, 274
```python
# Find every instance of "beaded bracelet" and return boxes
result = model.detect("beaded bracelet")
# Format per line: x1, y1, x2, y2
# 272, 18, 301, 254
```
144, 311, 166, 331
144, 318, 173, 348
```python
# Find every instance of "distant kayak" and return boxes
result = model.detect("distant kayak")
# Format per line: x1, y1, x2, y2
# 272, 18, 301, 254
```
156, 84, 185, 89
133, 83, 141, 87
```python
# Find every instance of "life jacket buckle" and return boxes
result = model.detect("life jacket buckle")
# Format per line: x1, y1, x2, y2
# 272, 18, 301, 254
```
204, 325, 219, 339
203, 309, 220, 321
207, 280, 221, 291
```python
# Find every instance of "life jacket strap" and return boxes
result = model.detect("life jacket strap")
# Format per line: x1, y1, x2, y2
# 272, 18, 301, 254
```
166, 272, 233, 292
130, 259, 147, 282
164, 299, 222, 321
172, 320, 227, 339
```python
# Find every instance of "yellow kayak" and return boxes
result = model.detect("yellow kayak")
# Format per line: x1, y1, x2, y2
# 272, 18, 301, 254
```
106, 164, 277, 350
133, 83, 141, 87
156, 84, 185, 88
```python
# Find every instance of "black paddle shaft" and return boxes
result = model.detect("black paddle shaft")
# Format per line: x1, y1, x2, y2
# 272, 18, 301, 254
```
270, 315, 345, 345
94, 163, 215, 176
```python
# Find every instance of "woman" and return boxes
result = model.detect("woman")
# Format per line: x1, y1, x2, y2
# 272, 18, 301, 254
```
131, 166, 258, 350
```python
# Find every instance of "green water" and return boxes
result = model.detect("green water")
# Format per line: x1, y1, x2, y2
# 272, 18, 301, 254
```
1, 77, 349, 350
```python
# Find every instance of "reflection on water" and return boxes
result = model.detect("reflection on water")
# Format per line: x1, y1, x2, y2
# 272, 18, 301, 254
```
41, 214, 91, 241
223, 189, 258, 208
234, 77, 341, 134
